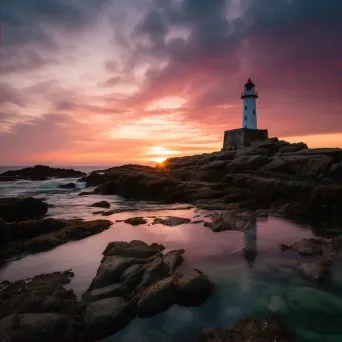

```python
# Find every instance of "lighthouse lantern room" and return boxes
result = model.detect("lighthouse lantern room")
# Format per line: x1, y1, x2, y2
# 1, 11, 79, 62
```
241, 78, 258, 129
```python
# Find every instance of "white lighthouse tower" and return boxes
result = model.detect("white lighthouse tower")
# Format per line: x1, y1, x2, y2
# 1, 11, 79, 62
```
241, 78, 258, 129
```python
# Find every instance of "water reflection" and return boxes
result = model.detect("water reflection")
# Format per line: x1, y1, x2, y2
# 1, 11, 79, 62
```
243, 218, 257, 268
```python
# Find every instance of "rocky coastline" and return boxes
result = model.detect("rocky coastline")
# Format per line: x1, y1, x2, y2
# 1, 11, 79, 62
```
79, 138, 342, 231
1, 137, 342, 341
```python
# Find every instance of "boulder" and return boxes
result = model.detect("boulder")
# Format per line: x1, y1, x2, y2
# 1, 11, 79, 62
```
0, 197, 48, 222
174, 270, 213, 306
0, 313, 74, 342
163, 249, 185, 275
83, 297, 135, 340
153, 216, 191, 226
197, 317, 294, 342
89, 201, 110, 208
77, 191, 93, 196
0, 165, 86, 180
279, 142, 308, 153
57, 183, 76, 189
329, 161, 342, 181
204, 212, 253, 232
103, 240, 164, 259
137, 277, 175, 318
297, 260, 333, 281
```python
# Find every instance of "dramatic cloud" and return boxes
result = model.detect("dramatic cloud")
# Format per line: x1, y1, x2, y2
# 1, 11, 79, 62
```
1, 0, 342, 165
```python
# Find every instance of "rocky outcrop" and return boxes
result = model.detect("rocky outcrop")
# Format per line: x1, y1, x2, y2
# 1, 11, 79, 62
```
0, 197, 48, 222
153, 216, 191, 226
82, 240, 213, 339
197, 317, 295, 342
89, 200, 110, 208
58, 182, 76, 189
76, 139, 342, 229
0, 165, 86, 181
124, 217, 147, 225
83, 297, 135, 340
0, 271, 80, 342
0, 218, 112, 263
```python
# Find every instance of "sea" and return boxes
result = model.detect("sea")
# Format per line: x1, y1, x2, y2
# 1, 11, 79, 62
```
1, 166, 342, 342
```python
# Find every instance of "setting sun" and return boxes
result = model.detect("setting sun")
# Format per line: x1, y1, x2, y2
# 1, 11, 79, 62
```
154, 157, 167, 164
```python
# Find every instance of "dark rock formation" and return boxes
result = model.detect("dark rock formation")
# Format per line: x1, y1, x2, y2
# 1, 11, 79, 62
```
0, 165, 86, 181
0, 218, 112, 264
0, 197, 48, 222
83, 297, 136, 340
197, 317, 295, 342
153, 216, 191, 226
124, 217, 147, 225
77, 138, 342, 229
77, 191, 93, 196
89, 200, 110, 208
0, 271, 81, 342
82, 240, 214, 339
58, 182, 76, 189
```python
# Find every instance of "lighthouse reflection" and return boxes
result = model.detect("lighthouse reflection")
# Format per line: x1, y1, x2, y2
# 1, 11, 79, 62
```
243, 218, 257, 268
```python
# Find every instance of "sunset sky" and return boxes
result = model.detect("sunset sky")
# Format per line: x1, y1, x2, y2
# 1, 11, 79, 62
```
1, 0, 342, 166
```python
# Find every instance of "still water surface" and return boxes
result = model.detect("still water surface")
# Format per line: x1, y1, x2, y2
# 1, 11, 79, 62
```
1, 177, 342, 341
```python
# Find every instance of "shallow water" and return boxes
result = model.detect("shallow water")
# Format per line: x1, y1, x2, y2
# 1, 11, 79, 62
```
1, 177, 342, 341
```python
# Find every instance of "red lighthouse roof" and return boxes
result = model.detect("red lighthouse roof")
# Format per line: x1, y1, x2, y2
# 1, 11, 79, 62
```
244, 78, 255, 88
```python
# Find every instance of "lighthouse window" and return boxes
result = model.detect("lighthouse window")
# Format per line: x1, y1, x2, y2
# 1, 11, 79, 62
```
253, 110, 256, 114
245, 116, 247, 120
245, 106, 247, 110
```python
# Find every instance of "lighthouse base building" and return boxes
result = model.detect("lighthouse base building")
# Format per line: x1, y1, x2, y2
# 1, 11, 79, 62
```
222, 78, 268, 151
222, 128, 268, 151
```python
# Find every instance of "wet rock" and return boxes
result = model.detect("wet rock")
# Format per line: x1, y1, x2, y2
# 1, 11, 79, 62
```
124, 217, 147, 225
103, 240, 163, 259
192, 220, 205, 224
83, 297, 135, 340
137, 277, 175, 318
280, 238, 328, 256
198, 317, 295, 342
163, 249, 185, 275
93, 211, 105, 215
77, 191, 93, 196
153, 216, 191, 226
0, 197, 48, 222
0, 271, 77, 321
0, 165, 86, 181
331, 235, 342, 256
204, 211, 253, 232
0, 219, 112, 263
0, 313, 74, 342
58, 182, 76, 189
297, 260, 333, 281
174, 269, 213, 306
89, 256, 145, 290
89, 201, 110, 208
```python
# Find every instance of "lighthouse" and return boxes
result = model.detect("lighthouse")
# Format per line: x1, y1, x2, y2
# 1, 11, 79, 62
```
221, 78, 268, 151
241, 78, 258, 129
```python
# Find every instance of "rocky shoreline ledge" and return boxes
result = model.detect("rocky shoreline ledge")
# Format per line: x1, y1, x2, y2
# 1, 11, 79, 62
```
0, 240, 215, 341
78, 138, 342, 231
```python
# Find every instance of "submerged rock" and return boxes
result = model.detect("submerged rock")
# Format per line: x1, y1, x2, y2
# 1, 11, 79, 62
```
83, 297, 135, 340
198, 317, 295, 342
124, 217, 147, 226
204, 211, 254, 232
297, 260, 333, 281
163, 249, 185, 276
89, 200, 111, 208
280, 238, 328, 256
0, 197, 48, 222
153, 216, 191, 226
58, 182, 76, 189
